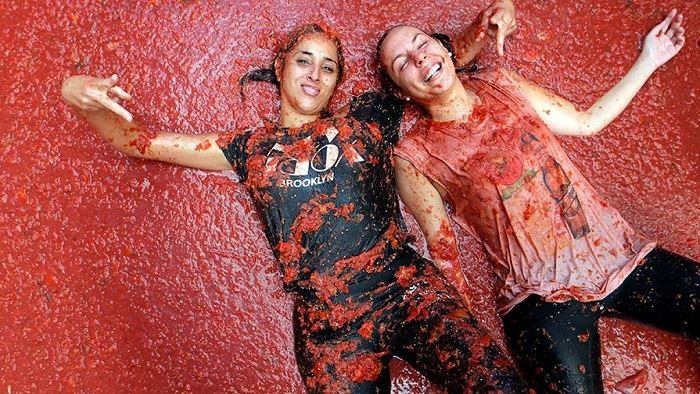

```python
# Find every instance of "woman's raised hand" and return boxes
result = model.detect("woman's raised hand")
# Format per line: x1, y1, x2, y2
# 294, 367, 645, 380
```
479, 0, 517, 56
642, 9, 685, 68
61, 74, 134, 122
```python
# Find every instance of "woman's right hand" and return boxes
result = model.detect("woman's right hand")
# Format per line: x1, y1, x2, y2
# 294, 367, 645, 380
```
641, 9, 685, 69
61, 74, 134, 122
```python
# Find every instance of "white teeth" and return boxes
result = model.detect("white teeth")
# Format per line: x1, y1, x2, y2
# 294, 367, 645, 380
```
424, 63, 441, 82
302, 85, 320, 96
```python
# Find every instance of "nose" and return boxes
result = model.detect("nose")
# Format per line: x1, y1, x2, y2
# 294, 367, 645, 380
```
308, 65, 321, 81
409, 50, 427, 67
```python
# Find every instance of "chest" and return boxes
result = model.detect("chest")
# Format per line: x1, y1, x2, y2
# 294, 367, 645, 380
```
244, 120, 391, 195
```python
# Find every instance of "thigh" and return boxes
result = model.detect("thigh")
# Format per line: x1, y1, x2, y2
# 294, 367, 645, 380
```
503, 296, 604, 394
393, 265, 527, 394
294, 303, 392, 394
604, 248, 700, 339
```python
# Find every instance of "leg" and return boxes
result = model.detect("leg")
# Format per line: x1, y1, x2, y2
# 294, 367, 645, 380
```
503, 296, 604, 394
603, 248, 700, 339
392, 263, 527, 393
294, 302, 392, 394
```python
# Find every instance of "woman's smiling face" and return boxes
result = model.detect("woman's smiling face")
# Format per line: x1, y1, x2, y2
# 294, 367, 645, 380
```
379, 25, 457, 102
279, 33, 340, 117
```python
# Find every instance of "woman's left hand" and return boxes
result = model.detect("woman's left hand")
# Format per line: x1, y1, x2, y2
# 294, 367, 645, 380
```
642, 9, 685, 68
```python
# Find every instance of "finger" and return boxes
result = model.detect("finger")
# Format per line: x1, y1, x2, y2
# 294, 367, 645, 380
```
102, 73, 119, 88
109, 86, 132, 101
82, 103, 103, 111
503, 17, 516, 37
95, 94, 133, 122
672, 28, 685, 43
489, 8, 505, 25
667, 14, 683, 36
496, 25, 506, 56
672, 13, 683, 27
674, 35, 685, 50
658, 9, 677, 33
481, 8, 493, 28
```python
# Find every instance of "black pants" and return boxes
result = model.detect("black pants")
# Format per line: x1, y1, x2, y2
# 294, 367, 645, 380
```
503, 248, 700, 393
294, 245, 527, 393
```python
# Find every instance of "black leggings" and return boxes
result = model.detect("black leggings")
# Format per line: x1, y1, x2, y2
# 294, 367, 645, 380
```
503, 248, 700, 393
294, 246, 527, 393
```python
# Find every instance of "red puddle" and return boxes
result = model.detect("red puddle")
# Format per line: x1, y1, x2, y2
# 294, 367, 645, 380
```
1, 0, 698, 392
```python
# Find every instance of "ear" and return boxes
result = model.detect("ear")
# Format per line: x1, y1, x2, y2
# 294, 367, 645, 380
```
395, 90, 411, 102
273, 56, 283, 81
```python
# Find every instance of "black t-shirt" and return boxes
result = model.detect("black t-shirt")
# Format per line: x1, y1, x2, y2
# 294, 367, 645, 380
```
221, 92, 404, 294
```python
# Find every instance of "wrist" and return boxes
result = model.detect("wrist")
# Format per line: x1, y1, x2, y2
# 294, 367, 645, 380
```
637, 50, 660, 71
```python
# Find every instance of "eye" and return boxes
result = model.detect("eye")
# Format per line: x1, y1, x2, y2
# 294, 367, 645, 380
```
322, 65, 335, 74
297, 58, 311, 65
418, 41, 427, 49
400, 58, 408, 71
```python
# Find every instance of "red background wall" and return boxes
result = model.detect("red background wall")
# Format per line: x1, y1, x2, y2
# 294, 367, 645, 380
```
1, 0, 698, 392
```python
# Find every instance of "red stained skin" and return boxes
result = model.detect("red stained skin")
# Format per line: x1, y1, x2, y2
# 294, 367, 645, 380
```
195, 140, 211, 151
129, 133, 152, 154
4, 0, 698, 393
474, 25, 487, 40
427, 221, 459, 262
128, 127, 158, 155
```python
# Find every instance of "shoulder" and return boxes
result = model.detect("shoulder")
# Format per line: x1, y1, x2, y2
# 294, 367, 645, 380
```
469, 66, 517, 87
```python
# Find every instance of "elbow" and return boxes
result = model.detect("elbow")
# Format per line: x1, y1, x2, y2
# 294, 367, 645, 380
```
576, 125, 599, 137
575, 112, 603, 136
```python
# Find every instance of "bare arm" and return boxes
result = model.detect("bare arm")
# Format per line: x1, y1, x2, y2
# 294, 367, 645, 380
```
452, 0, 517, 66
395, 156, 471, 305
62, 74, 232, 171
506, 10, 685, 137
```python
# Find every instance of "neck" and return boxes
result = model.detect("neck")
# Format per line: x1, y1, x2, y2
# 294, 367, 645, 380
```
421, 80, 478, 122
280, 110, 320, 128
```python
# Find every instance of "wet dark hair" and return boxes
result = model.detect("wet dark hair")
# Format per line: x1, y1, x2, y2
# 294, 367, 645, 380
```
239, 23, 345, 98
375, 25, 477, 96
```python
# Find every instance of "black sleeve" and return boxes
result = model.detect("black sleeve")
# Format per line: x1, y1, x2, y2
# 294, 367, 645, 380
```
220, 130, 253, 181
349, 91, 404, 146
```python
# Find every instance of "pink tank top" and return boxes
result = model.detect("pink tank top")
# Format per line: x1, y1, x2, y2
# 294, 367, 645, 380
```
394, 68, 655, 314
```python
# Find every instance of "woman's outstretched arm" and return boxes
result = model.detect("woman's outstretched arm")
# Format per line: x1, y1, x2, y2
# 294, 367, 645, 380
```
395, 156, 472, 306
507, 9, 685, 137
62, 74, 232, 171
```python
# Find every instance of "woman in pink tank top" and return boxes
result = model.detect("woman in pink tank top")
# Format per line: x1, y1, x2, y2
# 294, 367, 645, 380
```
377, 10, 698, 393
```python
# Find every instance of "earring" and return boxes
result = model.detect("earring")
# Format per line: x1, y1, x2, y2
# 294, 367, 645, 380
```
448, 51, 453, 57
405, 96, 411, 102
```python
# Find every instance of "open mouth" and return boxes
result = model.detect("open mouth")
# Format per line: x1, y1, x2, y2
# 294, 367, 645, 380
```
301, 84, 320, 97
424, 63, 442, 83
